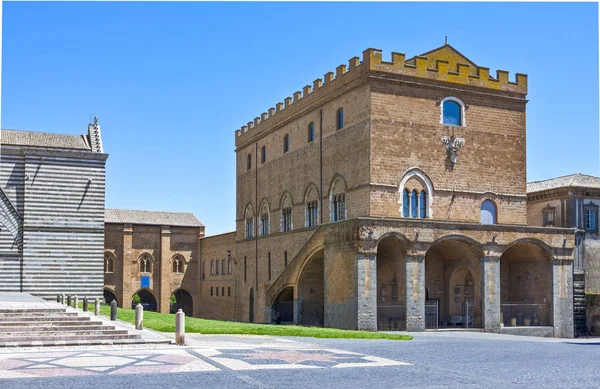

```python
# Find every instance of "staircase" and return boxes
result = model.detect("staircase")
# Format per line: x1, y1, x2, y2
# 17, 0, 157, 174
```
573, 272, 587, 337
0, 297, 169, 347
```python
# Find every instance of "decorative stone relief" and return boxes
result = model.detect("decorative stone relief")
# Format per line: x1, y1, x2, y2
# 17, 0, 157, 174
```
441, 135, 465, 165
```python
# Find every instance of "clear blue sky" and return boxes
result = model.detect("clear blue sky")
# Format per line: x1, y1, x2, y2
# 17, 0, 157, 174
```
2, 2, 598, 235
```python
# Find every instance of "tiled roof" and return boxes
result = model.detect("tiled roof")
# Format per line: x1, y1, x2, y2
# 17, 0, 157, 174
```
1, 129, 91, 151
527, 173, 600, 193
105, 208, 203, 227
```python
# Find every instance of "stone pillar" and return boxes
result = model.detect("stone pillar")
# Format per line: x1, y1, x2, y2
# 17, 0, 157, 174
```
405, 255, 425, 331
356, 252, 377, 331
481, 256, 501, 333
159, 226, 172, 314
122, 224, 133, 308
553, 259, 574, 338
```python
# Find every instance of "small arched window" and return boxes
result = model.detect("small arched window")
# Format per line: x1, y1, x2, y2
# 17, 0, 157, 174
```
481, 200, 497, 225
442, 98, 463, 126
283, 134, 290, 153
139, 255, 152, 273
411, 190, 418, 218
104, 253, 114, 274
402, 189, 409, 217
419, 191, 427, 218
172, 257, 183, 274
337, 108, 344, 129
308, 122, 315, 142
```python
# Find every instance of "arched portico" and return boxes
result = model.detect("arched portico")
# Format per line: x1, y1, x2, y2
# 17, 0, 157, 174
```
271, 287, 294, 324
104, 288, 118, 305
170, 288, 193, 317
296, 249, 324, 326
376, 235, 407, 330
132, 289, 158, 312
425, 236, 483, 329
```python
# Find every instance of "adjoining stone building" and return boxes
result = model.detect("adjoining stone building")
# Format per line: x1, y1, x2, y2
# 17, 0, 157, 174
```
103, 208, 205, 317
0, 121, 107, 300
527, 173, 600, 336
230, 43, 575, 337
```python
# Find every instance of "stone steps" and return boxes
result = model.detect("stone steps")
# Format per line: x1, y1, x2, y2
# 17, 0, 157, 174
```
0, 320, 104, 327
0, 325, 118, 332
0, 329, 130, 336
0, 316, 91, 322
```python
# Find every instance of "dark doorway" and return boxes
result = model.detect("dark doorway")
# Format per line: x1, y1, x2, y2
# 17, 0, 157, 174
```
170, 289, 193, 317
132, 289, 157, 312
104, 289, 118, 306
272, 287, 294, 324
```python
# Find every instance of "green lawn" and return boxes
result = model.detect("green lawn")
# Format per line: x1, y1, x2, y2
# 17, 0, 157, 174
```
95, 305, 411, 340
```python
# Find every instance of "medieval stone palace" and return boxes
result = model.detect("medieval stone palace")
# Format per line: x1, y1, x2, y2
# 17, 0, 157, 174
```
195, 43, 576, 338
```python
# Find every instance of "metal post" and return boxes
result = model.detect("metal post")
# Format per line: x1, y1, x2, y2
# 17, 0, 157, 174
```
135, 304, 143, 330
60, 293, 65, 304
56, 294, 60, 303
66, 294, 71, 306
175, 309, 185, 345
83, 296, 88, 312
74, 295, 79, 309
94, 298, 100, 315
110, 299, 117, 321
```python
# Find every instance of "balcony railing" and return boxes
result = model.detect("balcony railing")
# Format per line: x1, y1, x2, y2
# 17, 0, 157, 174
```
501, 303, 550, 327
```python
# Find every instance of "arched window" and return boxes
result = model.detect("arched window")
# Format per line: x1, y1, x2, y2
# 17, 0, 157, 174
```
411, 190, 418, 218
104, 253, 114, 274
441, 97, 465, 126
259, 201, 270, 236
305, 185, 320, 228
308, 122, 315, 143
330, 175, 347, 222
481, 200, 497, 225
261, 145, 266, 164
337, 108, 344, 129
280, 193, 293, 232
139, 254, 152, 273
283, 134, 290, 153
419, 191, 427, 218
402, 189, 409, 217
244, 204, 254, 239
172, 257, 183, 274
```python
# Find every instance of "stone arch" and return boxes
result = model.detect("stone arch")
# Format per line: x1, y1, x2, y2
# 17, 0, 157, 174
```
132, 288, 158, 312
103, 288, 118, 305
138, 252, 154, 273
377, 235, 408, 330
271, 286, 294, 324
425, 237, 484, 328
399, 167, 434, 218
280, 191, 294, 209
170, 287, 193, 317
500, 239, 554, 327
296, 248, 324, 326
376, 231, 411, 248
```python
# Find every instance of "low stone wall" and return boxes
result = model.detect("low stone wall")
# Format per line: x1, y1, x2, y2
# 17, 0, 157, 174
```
500, 326, 554, 338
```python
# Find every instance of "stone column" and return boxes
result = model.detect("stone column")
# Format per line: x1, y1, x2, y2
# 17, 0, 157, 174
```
356, 251, 377, 331
481, 256, 501, 333
553, 259, 574, 338
122, 224, 133, 308
405, 255, 425, 332
159, 226, 172, 314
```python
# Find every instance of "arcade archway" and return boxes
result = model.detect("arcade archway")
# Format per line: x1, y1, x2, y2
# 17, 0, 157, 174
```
170, 289, 193, 317
132, 289, 157, 312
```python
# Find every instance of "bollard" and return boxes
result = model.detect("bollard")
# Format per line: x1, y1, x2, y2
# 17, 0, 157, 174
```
135, 304, 143, 330
110, 300, 117, 321
83, 297, 88, 312
74, 295, 79, 309
175, 309, 185, 345
56, 294, 60, 303
60, 294, 65, 304
94, 298, 100, 316
67, 295, 71, 306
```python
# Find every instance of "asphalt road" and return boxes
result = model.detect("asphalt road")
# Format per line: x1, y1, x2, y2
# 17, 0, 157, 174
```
0, 332, 598, 389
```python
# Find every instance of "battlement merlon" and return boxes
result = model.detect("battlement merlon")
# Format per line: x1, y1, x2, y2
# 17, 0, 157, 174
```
235, 46, 528, 147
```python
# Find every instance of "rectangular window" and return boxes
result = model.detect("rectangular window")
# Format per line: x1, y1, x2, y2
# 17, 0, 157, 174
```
228, 287, 231, 297
268, 253, 271, 281
210, 260, 214, 275
586, 209, 597, 231
216, 260, 219, 275
202, 261, 205, 280
283, 135, 290, 153
244, 256, 247, 282
282, 207, 292, 232
543, 208, 555, 226
307, 201, 319, 227
337, 108, 344, 129
284, 251, 288, 268
216, 287, 219, 296
245, 218, 254, 239
210, 287, 213, 296
308, 122, 315, 142
247, 153, 252, 170
221, 259, 225, 275
228, 257, 231, 275
260, 214, 269, 236
332, 193, 345, 222
222, 287, 225, 296
261, 145, 266, 164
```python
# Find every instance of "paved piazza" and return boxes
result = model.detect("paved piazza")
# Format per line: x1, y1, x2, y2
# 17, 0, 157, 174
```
0, 332, 598, 388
